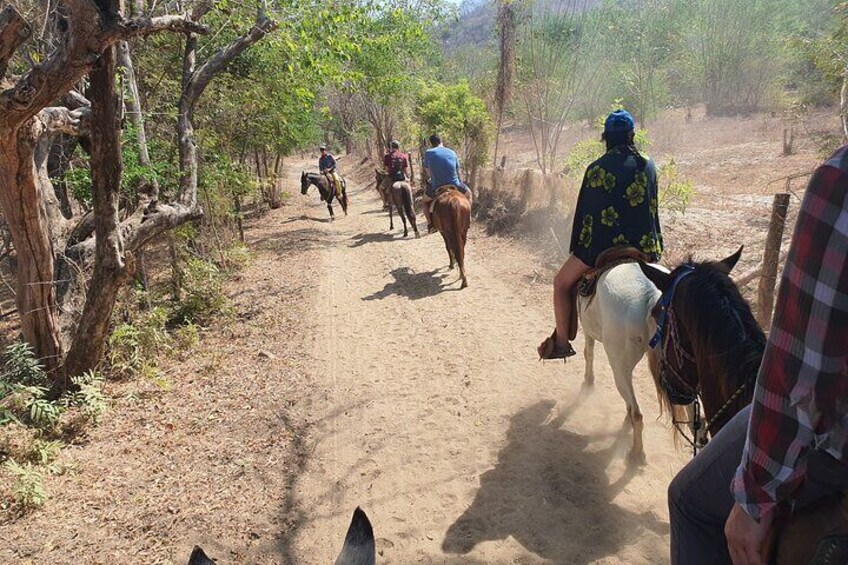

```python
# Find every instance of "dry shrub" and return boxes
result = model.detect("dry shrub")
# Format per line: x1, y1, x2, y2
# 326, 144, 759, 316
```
474, 188, 527, 234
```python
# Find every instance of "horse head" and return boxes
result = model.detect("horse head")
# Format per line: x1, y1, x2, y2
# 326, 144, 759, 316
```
300, 171, 310, 195
639, 246, 763, 441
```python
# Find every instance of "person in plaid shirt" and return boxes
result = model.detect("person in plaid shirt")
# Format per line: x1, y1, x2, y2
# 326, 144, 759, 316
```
668, 145, 848, 564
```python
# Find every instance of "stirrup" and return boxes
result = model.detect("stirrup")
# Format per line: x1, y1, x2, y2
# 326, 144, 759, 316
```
538, 330, 576, 360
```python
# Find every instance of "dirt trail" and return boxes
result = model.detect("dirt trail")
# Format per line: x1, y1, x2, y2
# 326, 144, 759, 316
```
284, 165, 688, 564
0, 160, 689, 564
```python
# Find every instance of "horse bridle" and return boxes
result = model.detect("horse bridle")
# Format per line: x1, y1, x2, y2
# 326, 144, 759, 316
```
649, 265, 755, 457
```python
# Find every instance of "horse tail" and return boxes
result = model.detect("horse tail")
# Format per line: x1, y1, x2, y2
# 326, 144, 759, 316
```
401, 183, 415, 221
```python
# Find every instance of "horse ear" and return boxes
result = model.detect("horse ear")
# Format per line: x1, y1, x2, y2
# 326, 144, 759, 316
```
639, 262, 672, 292
719, 246, 743, 273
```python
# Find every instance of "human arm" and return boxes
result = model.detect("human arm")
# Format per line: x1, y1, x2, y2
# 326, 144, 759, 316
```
727, 162, 848, 560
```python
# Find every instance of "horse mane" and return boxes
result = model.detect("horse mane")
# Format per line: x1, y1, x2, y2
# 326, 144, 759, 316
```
665, 256, 766, 429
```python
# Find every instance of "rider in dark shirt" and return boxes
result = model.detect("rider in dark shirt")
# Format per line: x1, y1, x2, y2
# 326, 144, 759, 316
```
319, 145, 342, 198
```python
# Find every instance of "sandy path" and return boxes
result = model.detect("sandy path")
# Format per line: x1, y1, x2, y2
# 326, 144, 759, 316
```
283, 168, 689, 564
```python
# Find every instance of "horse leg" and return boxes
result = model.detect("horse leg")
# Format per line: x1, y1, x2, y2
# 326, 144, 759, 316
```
403, 185, 419, 238
583, 335, 595, 387
442, 232, 455, 269
454, 226, 468, 289
608, 348, 645, 464
388, 201, 394, 231
395, 193, 408, 237
342, 182, 348, 215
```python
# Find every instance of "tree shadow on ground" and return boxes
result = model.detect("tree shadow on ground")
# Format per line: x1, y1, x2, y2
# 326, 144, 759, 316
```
362, 267, 462, 301
251, 227, 335, 256
349, 231, 400, 247
442, 400, 668, 564
278, 214, 333, 225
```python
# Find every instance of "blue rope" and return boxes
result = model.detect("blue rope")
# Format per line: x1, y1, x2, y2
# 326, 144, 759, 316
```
649, 264, 695, 349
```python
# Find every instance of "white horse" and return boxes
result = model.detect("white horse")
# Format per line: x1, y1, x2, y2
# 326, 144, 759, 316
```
577, 262, 664, 463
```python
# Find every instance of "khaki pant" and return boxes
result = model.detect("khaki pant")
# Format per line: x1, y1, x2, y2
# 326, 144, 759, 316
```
325, 171, 343, 198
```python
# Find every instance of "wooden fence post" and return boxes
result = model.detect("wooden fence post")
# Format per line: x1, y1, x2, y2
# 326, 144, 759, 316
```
757, 193, 790, 328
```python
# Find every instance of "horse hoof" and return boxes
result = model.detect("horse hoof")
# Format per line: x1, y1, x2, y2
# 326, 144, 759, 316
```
627, 450, 647, 467
460, 280, 468, 289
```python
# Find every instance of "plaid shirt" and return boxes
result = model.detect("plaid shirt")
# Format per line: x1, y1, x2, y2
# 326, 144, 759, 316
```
731, 145, 848, 520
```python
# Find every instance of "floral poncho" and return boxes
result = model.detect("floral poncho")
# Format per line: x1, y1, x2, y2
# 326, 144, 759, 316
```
569, 146, 663, 267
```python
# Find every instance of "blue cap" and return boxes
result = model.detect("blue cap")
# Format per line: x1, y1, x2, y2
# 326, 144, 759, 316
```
604, 110, 635, 133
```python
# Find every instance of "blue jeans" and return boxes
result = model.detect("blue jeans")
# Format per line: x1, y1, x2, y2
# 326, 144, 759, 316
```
668, 405, 848, 565
425, 182, 469, 199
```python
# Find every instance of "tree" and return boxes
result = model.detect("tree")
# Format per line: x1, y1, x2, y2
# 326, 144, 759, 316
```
416, 81, 492, 186
516, 0, 607, 174
0, 0, 278, 388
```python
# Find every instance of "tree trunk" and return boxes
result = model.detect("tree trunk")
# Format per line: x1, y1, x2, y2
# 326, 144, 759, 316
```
118, 40, 158, 200
0, 130, 63, 375
757, 193, 790, 329
63, 42, 129, 380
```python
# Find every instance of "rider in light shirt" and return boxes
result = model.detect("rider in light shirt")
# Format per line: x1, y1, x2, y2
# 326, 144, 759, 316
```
422, 134, 472, 233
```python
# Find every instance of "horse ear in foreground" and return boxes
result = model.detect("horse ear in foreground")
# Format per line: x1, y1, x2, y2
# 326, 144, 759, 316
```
187, 507, 374, 565
188, 546, 217, 565
432, 187, 471, 288
335, 507, 376, 565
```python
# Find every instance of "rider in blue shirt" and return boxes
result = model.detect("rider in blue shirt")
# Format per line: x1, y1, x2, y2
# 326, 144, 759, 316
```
422, 134, 472, 232
319, 145, 342, 198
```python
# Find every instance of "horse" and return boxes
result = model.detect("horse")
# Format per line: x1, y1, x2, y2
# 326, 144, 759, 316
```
374, 169, 419, 238
301, 171, 349, 220
638, 247, 764, 444
188, 507, 375, 565
431, 186, 471, 289
576, 253, 665, 463
639, 248, 848, 565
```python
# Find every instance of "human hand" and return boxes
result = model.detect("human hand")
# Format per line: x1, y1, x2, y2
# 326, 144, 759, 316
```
725, 503, 774, 565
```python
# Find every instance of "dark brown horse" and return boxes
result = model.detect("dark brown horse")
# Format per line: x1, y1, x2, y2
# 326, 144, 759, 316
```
640, 248, 847, 564
639, 247, 764, 441
301, 171, 348, 220
374, 169, 419, 238
432, 186, 471, 289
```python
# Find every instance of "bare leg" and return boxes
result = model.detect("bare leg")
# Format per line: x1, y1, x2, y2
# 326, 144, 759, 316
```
553, 254, 591, 349
423, 200, 433, 229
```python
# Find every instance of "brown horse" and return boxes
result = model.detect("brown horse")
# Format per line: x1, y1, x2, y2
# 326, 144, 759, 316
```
374, 169, 419, 238
431, 186, 471, 289
640, 248, 847, 565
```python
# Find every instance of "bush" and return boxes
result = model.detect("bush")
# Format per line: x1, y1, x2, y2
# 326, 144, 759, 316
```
108, 306, 171, 381
658, 159, 694, 214
3, 459, 47, 512
171, 257, 228, 325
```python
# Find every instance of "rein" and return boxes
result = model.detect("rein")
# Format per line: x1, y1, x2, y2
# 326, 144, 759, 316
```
650, 264, 756, 457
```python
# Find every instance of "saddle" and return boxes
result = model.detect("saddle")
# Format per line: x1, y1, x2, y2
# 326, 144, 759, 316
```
566, 246, 649, 341
434, 184, 460, 198
578, 246, 650, 298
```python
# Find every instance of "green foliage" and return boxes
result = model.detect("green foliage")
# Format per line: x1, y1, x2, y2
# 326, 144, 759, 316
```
658, 159, 694, 214
3, 460, 46, 512
25, 438, 63, 466
416, 81, 493, 171
65, 372, 107, 424
171, 258, 228, 325
108, 306, 171, 381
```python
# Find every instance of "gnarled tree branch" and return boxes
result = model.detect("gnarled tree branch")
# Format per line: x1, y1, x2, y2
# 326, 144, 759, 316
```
0, 5, 30, 79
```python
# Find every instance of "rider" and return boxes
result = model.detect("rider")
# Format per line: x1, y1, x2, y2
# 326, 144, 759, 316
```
422, 134, 472, 233
382, 140, 411, 206
538, 109, 663, 360
319, 144, 343, 199
668, 144, 848, 565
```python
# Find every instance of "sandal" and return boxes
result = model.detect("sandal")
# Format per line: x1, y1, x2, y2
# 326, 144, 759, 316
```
538, 330, 576, 360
